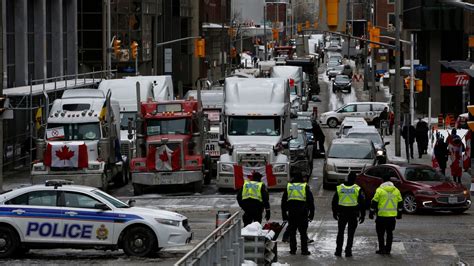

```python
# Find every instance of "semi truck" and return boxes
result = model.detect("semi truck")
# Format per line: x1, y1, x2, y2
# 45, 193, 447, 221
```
130, 95, 209, 195
270, 65, 308, 116
216, 78, 296, 190
31, 89, 125, 190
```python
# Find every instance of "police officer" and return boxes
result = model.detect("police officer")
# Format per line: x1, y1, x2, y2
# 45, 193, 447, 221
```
281, 173, 315, 255
369, 175, 403, 255
237, 172, 270, 226
332, 172, 365, 257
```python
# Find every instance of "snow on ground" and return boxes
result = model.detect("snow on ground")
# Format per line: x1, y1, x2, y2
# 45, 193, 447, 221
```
325, 77, 357, 111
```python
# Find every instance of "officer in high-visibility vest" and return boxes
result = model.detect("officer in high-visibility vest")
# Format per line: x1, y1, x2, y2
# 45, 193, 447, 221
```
369, 174, 403, 255
332, 172, 365, 257
236, 172, 270, 226
281, 173, 315, 256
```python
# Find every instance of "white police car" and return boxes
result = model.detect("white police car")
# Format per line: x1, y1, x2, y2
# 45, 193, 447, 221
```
0, 180, 192, 258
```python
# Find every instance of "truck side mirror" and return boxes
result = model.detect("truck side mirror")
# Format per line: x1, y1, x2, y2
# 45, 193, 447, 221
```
291, 123, 298, 139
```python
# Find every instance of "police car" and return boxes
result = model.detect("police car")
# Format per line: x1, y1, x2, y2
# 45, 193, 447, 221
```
0, 180, 192, 258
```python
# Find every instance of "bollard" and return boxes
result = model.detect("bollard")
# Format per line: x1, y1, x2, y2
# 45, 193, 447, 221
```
216, 210, 231, 228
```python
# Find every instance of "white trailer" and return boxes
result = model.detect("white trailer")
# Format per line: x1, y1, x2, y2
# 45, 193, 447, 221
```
216, 78, 296, 189
31, 89, 125, 190
270, 65, 307, 115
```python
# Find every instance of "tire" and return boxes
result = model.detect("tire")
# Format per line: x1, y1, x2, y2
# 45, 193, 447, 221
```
114, 170, 128, 187
133, 183, 144, 196
327, 118, 338, 128
0, 226, 20, 258
122, 226, 157, 257
348, 88, 351, 93
193, 180, 203, 193
403, 194, 418, 214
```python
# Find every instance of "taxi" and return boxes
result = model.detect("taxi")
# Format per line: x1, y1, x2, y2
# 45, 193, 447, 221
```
0, 180, 192, 258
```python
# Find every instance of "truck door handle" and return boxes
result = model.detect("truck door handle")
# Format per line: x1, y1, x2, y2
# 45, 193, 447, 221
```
65, 211, 78, 216
11, 209, 25, 215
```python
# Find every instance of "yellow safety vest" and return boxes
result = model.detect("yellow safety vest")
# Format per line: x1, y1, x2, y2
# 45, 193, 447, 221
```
242, 180, 263, 202
375, 186, 402, 217
337, 184, 360, 207
287, 183, 307, 201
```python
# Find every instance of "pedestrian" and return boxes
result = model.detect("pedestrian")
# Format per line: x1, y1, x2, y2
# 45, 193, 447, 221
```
312, 120, 326, 156
369, 175, 403, 255
378, 107, 389, 135
237, 172, 271, 226
389, 112, 395, 136
401, 123, 416, 159
446, 128, 458, 145
332, 172, 366, 257
449, 134, 464, 183
415, 118, 429, 158
281, 173, 315, 256
433, 133, 449, 175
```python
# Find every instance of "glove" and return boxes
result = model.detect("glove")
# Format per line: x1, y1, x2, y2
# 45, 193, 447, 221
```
369, 211, 374, 220
265, 209, 271, 221
359, 216, 365, 224
333, 213, 338, 220
396, 212, 402, 220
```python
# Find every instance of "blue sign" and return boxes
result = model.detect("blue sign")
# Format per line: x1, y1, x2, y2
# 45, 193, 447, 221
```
375, 70, 387, 74
27, 222, 93, 239
415, 65, 429, 71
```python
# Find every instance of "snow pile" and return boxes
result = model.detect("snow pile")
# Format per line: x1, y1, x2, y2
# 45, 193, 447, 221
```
241, 222, 275, 240
242, 260, 258, 266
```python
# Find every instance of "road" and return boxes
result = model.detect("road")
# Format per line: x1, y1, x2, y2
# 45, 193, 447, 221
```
3, 61, 474, 265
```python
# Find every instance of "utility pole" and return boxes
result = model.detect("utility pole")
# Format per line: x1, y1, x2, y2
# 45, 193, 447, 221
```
0, 0, 4, 192
264, 4, 267, 60
394, 0, 401, 156
221, 0, 225, 77
409, 33, 415, 125
106, 0, 111, 77
363, 0, 370, 91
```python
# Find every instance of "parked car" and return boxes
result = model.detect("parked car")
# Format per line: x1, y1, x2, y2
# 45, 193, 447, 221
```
323, 138, 377, 189
332, 75, 352, 93
319, 102, 390, 128
345, 126, 389, 164
336, 117, 368, 138
293, 116, 314, 140
356, 164, 471, 214
290, 131, 314, 177
327, 65, 344, 79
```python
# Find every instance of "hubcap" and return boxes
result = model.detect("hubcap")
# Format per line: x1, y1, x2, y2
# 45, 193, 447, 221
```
0, 238, 6, 248
134, 238, 144, 248
404, 195, 417, 213
328, 119, 337, 127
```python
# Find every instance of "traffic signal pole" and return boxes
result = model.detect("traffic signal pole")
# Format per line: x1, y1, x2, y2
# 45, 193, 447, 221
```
394, 0, 401, 156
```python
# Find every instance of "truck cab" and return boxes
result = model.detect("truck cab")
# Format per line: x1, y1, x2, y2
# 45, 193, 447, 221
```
130, 99, 207, 195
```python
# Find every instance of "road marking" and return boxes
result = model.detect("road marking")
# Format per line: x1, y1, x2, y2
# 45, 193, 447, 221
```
429, 243, 458, 257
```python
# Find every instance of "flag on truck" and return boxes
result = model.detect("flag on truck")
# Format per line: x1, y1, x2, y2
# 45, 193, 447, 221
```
44, 142, 88, 168
233, 164, 276, 189
147, 144, 181, 171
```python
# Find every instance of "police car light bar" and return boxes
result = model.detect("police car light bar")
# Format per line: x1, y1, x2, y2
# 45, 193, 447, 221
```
45, 179, 74, 187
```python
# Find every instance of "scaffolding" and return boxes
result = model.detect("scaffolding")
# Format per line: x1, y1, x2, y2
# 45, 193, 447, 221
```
3, 70, 115, 172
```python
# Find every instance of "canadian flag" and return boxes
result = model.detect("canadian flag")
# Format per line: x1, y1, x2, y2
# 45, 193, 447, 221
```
44, 142, 88, 168
233, 164, 276, 189
147, 145, 181, 171
463, 130, 471, 171
432, 153, 440, 171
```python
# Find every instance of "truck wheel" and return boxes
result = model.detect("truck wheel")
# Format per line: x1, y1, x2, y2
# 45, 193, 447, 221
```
327, 118, 338, 128
0, 226, 20, 258
114, 170, 128, 187
122, 226, 157, 257
193, 180, 203, 193
133, 183, 144, 196
101, 174, 109, 191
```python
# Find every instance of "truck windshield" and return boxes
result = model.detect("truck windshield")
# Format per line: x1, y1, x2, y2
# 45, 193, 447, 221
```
228, 116, 280, 136
46, 123, 101, 140
146, 118, 190, 135
120, 112, 136, 130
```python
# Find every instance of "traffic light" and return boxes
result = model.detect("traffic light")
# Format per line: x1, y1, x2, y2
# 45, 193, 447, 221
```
415, 79, 423, 93
113, 39, 121, 57
194, 38, 205, 58
467, 105, 474, 131
130, 41, 138, 60
305, 20, 310, 29
369, 27, 380, 48
272, 28, 278, 40
327, 0, 339, 27
297, 23, 302, 33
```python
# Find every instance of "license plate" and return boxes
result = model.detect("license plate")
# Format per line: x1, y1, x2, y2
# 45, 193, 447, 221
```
448, 197, 458, 204
159, 173, 177, 185
205, 142, 220, 157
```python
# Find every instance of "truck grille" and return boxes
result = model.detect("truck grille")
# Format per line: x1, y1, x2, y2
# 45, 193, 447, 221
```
437, 196, 466, 204
335, 166, 364, 174
237, 153, 269, 167
120, 141, 130, 158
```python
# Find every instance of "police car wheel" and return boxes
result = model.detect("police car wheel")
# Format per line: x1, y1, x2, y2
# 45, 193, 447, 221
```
122, 226, 157, 257
0, 227, 20, 258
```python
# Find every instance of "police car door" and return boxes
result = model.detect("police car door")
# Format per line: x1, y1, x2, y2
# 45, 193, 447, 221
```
60, 191, 114, 245
3, 189, 63, 243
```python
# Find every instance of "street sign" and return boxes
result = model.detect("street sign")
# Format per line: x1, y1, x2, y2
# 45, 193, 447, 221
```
378, 49, 388, 54
414, 64, 429, 71
404, 59, 419, 66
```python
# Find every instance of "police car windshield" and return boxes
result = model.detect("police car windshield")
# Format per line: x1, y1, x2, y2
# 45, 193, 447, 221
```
47, 123, 101, 141
93, 190, 129, 208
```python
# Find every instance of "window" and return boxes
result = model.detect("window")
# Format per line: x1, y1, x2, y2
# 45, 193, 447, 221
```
63, 192, 103, 209
365, 167, 382, 178
372, 104, 387, 112
228, 116, 281, 136
6, 191, 58, 207
388, 13, 395, 27
357, 104, 371, 112
340, 105, 356, 113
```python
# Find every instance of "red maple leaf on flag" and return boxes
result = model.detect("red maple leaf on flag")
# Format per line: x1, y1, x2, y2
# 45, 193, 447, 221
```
55, 145, 75, 162
159, 150, 169, 162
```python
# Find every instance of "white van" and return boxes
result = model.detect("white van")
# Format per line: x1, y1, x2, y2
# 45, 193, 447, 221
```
320, 102, 389, 128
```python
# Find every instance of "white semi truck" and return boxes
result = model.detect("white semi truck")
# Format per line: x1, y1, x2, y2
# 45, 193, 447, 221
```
270, 65, 307, 116
216, 78, 296, 189
31, 89, 125, 190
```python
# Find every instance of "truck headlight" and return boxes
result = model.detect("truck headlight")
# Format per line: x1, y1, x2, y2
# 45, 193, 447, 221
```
33, 164, 46, 171
273, 164, 286, 173
221, 163, 233, 172
88, 163, 101, 170
376, 150, 384, 156
155, 218, 180, 227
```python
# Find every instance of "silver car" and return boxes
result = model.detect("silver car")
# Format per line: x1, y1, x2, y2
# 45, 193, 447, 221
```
323, 138, 377, 189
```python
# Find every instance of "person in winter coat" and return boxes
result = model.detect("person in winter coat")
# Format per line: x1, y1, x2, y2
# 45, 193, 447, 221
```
433, 133, 449, 175
378, 107, 389, 135
402, 123, 416, 159
236, 172, 271, 226
312, 120, 326, 155
449, 135, 465, 183
415, 118, 429, 158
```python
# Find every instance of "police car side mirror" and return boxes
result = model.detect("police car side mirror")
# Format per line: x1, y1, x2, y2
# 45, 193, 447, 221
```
94, 203, 111, 211
127, 199, 136, 207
